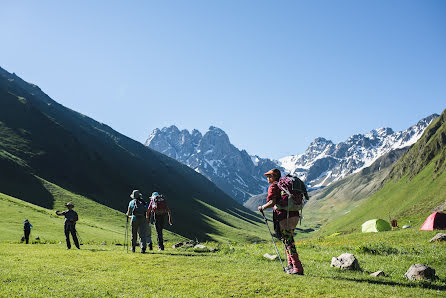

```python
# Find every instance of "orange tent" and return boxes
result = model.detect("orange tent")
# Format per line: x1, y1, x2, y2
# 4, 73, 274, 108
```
420, 212, 446, 231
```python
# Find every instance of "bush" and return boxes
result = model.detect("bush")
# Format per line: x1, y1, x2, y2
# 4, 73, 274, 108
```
355, 243, 399, 255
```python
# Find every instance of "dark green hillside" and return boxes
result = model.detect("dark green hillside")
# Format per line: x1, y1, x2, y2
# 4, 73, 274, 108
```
0, 66, 264, 241
319, 109, 446, 235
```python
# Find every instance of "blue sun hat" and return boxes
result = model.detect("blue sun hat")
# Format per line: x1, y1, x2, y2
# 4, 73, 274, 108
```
150, 192, 160, 199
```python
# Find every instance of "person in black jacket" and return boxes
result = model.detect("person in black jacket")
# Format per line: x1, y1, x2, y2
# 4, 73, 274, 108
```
23, 219, 32, 244
56, 202, 80, 249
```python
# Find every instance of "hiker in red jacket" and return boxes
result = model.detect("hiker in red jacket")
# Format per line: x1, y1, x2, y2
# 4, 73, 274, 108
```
258, 168, 304, 275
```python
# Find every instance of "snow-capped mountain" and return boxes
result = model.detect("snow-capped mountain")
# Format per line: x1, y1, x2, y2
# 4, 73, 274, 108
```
279, 114, 438, 188
145, 114, 438, 203
145, 126, 281, 203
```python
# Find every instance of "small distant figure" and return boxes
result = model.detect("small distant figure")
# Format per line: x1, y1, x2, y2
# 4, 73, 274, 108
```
148, 192, 172, 251
56, 202, 80, 249
126, 190, 148, 253
23, 219, 32, 244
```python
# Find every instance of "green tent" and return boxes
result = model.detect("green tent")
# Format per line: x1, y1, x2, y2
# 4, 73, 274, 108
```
361, 219, 391, 233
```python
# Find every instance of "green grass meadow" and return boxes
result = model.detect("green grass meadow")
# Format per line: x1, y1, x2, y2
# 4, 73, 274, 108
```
1, 228, 445, 297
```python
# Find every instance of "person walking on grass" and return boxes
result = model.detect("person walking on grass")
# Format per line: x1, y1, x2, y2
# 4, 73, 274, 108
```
56, 202, 80, 249
258, 169, 304, 275
23, 219, 32, 244
148, 192, 172, 251
126, 190, 149, 253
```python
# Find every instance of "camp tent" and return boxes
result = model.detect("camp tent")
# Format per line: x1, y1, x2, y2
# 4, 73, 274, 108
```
361, 219, 391, 233
420, 212, 446, 231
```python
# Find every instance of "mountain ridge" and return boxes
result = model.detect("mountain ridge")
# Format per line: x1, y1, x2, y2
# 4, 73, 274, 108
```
146, 115, 437, 203
0, 65, 264, 241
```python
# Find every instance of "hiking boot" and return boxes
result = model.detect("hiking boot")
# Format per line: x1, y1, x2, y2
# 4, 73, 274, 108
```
285, 265, 293, 273
141, 249, 146, 254
149, 243, 153, 251
131, 247, 136, 253
287, 268, 304, 275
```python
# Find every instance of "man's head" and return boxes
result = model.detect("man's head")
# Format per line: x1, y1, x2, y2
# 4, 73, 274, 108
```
264, 168, 281, 182
66, 202, 74, 209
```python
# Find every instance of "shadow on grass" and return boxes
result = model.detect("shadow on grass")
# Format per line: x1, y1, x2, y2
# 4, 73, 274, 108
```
143, 251, 218, 258
314, 274, 446, 291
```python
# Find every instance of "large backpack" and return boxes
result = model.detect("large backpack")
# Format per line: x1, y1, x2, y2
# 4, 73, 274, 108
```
276, 174, 309, 212
132, 198, 147, 216
150, 195, 169, 215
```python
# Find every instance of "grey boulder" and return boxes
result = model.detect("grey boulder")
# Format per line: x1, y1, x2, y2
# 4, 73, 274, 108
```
429, 233, 446, 243
404, 264, 437, 281
331, 253, 360, 270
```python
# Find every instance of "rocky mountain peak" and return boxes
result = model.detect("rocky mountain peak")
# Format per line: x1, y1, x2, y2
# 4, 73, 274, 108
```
279, 114, 439, 188
145, 125, 282, 203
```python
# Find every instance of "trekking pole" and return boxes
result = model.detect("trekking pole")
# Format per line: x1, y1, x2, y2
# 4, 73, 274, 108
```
259, 210, 286, 272
75, 229, 83, 245
125, 216, 129, 253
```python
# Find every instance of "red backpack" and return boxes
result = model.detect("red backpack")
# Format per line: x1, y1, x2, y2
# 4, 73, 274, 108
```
150, 195, 169, 215
276, 174, 309, 212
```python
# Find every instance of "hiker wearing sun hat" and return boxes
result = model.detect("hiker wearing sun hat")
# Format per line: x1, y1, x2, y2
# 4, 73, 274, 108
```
258, 169, 304, 275
148, 192, 172, 251
126, 190, 149, 253
56, 202, 80, 249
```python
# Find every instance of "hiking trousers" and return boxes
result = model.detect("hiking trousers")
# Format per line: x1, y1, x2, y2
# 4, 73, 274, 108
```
24, 229, 30, 244
154, 214, 166, 250
64, 223, 80, 249
146, 222, 152, 245
131, 216, 147, 251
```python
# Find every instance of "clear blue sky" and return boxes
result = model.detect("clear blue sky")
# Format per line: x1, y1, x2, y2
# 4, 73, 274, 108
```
2, 0, 445, 159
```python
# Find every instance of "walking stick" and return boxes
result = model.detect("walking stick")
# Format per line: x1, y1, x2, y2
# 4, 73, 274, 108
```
125, 216, 129, 253
260, 210, 286, 272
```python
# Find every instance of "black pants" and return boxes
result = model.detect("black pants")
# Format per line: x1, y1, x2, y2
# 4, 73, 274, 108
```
24, 229, 30, 244
64, 223, 80, 249
154, 214, 166, 249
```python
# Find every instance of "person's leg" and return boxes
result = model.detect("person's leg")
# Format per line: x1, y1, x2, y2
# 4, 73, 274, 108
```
137, 218, 147, 253
131, 219, 138, 252
281, 229, 303, 275
146, 222, 152, 250
71, 224, 80, 249
64, 224, 71, 249
155, 214, 165, 250
24, 230, 30, 244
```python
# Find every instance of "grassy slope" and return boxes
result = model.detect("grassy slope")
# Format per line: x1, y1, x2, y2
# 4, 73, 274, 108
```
318, 160, 446, 235
0, 228, 444, 297
318, 109, 446, 236
0, 67, 266, 241
0, 188, 186, 244
0, 182, 268, 243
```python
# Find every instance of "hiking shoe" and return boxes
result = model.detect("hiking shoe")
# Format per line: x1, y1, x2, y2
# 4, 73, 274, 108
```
287, 269, 304, 275
149, 243, 153, 251
131, 247, 136, 253
285, 265, 293, 273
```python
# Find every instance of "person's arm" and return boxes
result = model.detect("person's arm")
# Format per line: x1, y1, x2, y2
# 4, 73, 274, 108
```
258, 182, 279, 213
55, 210, 63, 216
167, 209, 172, 226
126, 207, 131, 217
258, 198, 276, 212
